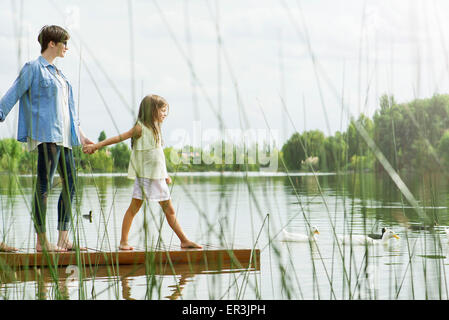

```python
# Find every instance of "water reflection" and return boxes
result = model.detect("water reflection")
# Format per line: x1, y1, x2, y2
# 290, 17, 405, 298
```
0, 261, 259, 300
164, 273, 195, 300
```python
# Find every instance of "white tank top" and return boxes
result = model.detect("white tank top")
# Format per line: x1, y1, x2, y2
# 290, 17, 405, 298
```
127, 121, 168, 180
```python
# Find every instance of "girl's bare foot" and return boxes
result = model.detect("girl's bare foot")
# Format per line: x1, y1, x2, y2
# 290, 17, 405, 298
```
181, 240, 202, 249
36, 242, 67, 252
119, 242, 134, 250
0, 242, 18, 252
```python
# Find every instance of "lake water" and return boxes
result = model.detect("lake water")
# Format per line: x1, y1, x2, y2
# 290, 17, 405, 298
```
1, 171, 449, 300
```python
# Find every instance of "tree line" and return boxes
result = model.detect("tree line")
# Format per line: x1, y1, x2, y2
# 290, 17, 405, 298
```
281, 94, 449, 173
1, 93, 449, 174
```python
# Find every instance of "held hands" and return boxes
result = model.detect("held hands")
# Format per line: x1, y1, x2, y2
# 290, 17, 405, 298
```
81, 135, 96, 154
79, 128, 96, 154
83, 143, 98, 154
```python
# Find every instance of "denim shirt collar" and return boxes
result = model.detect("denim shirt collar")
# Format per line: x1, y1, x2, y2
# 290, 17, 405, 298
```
38, 55, 52, 67
39, 55, 67, 80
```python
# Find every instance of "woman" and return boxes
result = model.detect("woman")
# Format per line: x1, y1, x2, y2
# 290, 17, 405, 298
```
0, 25, 93, 252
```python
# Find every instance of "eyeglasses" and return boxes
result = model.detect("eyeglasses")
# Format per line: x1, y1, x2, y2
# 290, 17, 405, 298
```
59, 40, 68, 48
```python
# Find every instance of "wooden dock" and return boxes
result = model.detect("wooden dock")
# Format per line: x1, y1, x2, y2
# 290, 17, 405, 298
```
0, 245, 260, 271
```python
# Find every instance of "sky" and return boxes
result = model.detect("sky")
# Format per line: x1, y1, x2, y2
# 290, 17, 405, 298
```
1, 0, 449, 149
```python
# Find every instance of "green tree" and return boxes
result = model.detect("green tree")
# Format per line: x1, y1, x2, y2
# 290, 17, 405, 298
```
281, 130, 325, 171
98, 131, 107, 142
373, 93, 449, 172
87, 149, 113, 172
281, 132, 305, 170
322, 132, 347, 172
110, 142, 131, 171
345, 113, 373, 160
373, 95, 404, 171
438, 130, 449, 167
0, 138, 24, 172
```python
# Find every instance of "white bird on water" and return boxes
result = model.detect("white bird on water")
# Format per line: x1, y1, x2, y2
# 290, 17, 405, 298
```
281, 225, 320, 242
337, 228, 400, 246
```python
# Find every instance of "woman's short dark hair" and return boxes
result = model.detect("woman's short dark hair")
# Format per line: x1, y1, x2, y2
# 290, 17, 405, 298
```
37, 25, 70, 53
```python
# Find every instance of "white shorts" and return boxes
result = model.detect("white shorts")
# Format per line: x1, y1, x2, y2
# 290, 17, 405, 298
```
132, 177, 171, 202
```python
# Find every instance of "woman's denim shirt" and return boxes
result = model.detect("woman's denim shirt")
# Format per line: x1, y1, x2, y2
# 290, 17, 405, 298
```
0, 56, 81, 146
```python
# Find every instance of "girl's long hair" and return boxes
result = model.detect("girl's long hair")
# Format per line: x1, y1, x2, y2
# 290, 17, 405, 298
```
131, 94, 169, 148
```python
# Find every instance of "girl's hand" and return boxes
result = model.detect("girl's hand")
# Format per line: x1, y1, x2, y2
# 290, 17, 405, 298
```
165, 176, 172, 185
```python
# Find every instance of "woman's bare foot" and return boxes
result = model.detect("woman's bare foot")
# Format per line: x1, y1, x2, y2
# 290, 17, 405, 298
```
57, 240, 87, 251
36, 241, 67, 252
0, 242, 18, 252
181, 240, 202, 249
119, 242, 134, 250
57, 231, 87, 251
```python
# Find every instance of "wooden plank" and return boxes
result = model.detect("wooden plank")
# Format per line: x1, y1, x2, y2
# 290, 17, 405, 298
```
0, 247, 260, 270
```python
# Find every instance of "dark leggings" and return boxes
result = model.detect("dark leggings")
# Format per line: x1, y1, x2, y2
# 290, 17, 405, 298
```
32, 143, 76, 233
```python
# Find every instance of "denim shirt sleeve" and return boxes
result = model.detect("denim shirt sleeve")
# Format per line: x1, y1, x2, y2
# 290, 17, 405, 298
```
0, 62, 34, 122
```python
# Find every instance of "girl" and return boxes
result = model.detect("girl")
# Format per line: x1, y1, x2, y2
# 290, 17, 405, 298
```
84, 94, 202, 250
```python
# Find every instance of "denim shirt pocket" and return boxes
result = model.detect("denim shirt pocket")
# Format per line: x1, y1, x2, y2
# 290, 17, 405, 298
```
39, 78, 57, 99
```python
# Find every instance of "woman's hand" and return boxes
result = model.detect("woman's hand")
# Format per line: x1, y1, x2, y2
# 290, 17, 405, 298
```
166, 176, 172, 185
